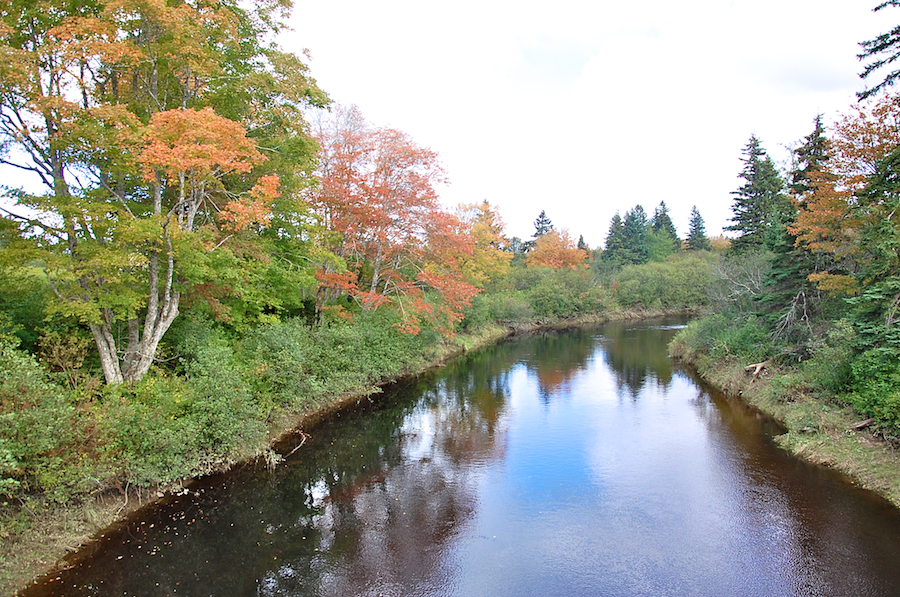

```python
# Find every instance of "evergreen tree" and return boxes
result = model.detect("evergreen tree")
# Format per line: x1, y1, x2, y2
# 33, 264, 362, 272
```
603, 213, 627, 263
577, 235, 589, 252
858, 1, 900, 100
760, 118, 831, 340
686, 206, 712, 251
726, 135, 788, 254
524, 210, 554, 252
650, 201, 680, 258
789, 115, 829, 197
622, 205, 651, 265
651, 201, 679, 239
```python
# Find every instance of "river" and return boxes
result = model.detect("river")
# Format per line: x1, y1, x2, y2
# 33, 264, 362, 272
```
24, 319, 900, 596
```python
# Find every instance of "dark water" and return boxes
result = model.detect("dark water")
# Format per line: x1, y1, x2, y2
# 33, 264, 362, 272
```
25, 320, 900, 596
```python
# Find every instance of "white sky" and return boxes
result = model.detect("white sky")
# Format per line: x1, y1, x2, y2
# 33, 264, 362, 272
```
282, 0, 895, 247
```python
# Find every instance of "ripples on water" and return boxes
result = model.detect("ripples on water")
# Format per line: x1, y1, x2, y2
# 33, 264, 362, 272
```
25, 319, 900, 597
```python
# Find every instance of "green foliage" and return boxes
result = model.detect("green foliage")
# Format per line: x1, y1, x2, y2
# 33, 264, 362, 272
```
799, 320, 857, 395
502, 266, 611, 318
245, 310, 435, 412
613, 254, 712, 309
847, 349, 900, 436
0, 332, 81, 500
672, 314, 773, 363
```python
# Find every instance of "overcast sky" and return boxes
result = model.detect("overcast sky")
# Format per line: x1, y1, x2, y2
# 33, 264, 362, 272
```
283, 0, 895, 247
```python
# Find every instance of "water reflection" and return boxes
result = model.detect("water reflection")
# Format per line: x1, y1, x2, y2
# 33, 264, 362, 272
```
25, 319, 900, 597
598, 321, 678, 399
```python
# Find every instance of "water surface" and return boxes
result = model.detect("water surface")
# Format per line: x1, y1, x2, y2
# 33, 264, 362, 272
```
26, 320, 900, 596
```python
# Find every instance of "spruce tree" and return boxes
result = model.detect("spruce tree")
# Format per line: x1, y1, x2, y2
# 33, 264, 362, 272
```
650, 201, 680, 258
651, 201, 679, 239
726, 135, 788, 254
525, 210, 554, 252
603, 213, 627, 263
858, 1, 900, 100
622, 205, 650, 265
759, 118, 831, 339
686, 206, 712, 251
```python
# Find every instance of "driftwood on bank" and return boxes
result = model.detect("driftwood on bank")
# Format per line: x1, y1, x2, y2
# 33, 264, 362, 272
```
744, 359, 773, 382
850, 418, 875, 431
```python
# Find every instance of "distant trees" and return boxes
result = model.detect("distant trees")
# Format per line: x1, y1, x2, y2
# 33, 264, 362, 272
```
603, 202, 686, 265
526, 230, 588, 269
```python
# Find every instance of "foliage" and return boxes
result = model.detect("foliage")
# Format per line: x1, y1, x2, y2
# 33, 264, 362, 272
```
613, 254, 713, 310
525, 229, 588, 269
310, 104, 478, 335
0, 0, 327, 384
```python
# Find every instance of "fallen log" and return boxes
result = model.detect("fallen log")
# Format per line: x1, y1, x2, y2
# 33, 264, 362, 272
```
744, 359, 773, 382
850, 418, 875, 431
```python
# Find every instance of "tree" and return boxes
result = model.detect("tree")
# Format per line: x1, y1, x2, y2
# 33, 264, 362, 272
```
523, 210, 553, 252
621, 205, 650, 265
859, 1, 900, 100
726, 135, 789, 253
686, 206, 712, 251
525, 229, 588, 269
311, 105, 478, 334
456, 200, 512, 286
0, 0, 326, 383
603, 213, 627, 263
651, 201, 678, 239
758, 117, 833, 338
650, 201, 680, 259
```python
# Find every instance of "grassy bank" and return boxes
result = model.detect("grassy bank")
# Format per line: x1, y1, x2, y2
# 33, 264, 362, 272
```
670, 325, 900, 510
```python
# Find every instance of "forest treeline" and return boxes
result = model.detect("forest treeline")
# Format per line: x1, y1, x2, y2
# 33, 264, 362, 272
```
672, 91, 900, 445
0, 0, 718, 528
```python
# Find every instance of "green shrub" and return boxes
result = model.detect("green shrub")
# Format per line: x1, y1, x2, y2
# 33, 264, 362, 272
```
613, 255, 712, 309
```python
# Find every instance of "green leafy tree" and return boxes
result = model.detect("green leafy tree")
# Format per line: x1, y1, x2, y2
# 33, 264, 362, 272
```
726, 135, 789, 254
686, 206, 712, 251
0, 0, 327, 383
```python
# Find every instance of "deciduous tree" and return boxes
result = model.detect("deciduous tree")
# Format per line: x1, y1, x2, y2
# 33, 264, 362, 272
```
525, 229, 587, 269
311, 105, 478, 334
0, 0, 326, 383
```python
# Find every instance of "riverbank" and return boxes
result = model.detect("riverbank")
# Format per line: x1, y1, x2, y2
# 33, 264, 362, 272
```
3, 308, 687, 596
669, 347, 900, 510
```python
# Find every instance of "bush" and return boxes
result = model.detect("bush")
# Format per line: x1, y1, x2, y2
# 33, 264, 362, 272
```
613, 255, 712, 309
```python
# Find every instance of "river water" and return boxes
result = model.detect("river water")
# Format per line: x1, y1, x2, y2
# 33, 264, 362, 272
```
25, 319, 900, 596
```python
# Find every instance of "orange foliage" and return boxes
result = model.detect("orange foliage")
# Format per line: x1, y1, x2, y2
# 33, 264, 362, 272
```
526, 229, 587, 269
140, 107, 263, 182
790, 94, 900, 291
220, 174, 280, 231
311, 105, 479, 335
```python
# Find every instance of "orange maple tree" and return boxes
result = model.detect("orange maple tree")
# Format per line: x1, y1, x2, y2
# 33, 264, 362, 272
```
526, 229, 588, 269
310, 105, 478, 334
